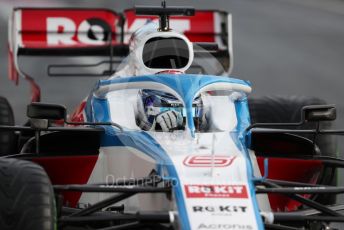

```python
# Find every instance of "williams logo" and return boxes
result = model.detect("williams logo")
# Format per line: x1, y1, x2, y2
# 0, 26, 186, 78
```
183, 155, 236, 167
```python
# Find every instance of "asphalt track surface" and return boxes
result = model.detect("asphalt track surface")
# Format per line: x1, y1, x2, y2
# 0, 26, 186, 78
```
1, 0, 344, 220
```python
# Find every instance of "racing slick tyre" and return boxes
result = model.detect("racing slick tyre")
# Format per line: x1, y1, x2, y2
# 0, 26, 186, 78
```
248, 96, 337, 205
0, 96, 16, 155
0, 158, 56, 230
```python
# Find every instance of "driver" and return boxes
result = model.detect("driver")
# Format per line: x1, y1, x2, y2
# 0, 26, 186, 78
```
137, 90, 207, 132
110, 22, 207, 132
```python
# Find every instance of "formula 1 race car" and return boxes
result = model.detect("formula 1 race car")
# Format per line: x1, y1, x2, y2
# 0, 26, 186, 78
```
1, 2, 344, 230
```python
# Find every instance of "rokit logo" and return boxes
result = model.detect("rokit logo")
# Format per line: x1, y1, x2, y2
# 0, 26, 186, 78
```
192, 205, 247, 213
198, 223, 253, 230
20, 10, 118, 47
47, 17, 111, 45
183, 155, 236, 167
185, 185, 248, 198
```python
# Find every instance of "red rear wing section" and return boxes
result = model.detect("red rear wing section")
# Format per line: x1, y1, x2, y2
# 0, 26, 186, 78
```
14, 9, 120, 49
9, 8, 232, 84
123, 10, 230, 46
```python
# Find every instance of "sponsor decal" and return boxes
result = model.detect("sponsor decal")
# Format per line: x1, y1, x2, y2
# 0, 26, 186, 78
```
46, 17, 111, 45
197, 223, 253, 230
20, 10, 118, 47
192, 205, 247, 213
183, 155, 236, 167
185, 185, 248, 198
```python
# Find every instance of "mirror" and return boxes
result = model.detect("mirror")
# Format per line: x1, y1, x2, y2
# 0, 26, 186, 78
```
302, 105, 336, 122
27, 103, 66, 120
249, 132, 320, 157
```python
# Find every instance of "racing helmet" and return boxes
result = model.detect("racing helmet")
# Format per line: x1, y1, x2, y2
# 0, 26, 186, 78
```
128, 22, 194, 76
141, 90, 206, 131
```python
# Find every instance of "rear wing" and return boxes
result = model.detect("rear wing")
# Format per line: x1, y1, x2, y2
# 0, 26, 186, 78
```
8, 8, 122, 80
8, 8, 233, 100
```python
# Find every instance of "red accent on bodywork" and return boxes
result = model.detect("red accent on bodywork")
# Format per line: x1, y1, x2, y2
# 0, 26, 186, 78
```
32, 155, 98, 207
8, 45, 19, 85
257, 157, 323, 211
25, 75, 41, 102
156, 70, 183, 75
8, 44, 40, 101
183, 155, 236, 167
71, 101, 86, 122
8, 45, 40, 101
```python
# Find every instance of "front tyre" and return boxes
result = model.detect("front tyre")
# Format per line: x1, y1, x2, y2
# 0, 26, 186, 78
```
0, 96, 16, 155
0, 158, 56, 230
